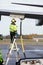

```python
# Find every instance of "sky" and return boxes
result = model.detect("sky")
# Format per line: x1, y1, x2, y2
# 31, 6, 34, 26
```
0, 0, 43, 36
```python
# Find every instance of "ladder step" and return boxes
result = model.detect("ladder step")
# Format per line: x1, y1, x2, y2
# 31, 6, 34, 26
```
13, 48, 20, 51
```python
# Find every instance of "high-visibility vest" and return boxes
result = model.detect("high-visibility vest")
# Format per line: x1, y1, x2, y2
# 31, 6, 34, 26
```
9, 24, 17, 32
0, 54, 3, 62
0, 58, 3, 63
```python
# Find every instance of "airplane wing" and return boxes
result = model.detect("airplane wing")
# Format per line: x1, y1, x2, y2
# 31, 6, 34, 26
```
0, 3, 43, 25
11, 2, 43, 8
0, 9, 43, 19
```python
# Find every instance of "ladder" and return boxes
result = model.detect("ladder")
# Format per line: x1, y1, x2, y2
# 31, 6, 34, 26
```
5, 38, 20, 65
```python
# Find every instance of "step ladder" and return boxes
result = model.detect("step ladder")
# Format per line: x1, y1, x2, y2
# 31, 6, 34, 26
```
5, 38, 20, 65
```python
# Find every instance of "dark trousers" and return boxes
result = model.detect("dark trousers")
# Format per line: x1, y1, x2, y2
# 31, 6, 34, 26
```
10, 31, 16, 43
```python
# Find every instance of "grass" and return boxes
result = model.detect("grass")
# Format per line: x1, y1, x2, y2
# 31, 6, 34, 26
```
0, 39, 43, 45
0, 39, 10, 44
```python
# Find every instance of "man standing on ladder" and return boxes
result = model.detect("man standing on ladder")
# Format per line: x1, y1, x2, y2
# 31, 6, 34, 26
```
9, 18, 17, 43
5, 19, 19, 65
9, 18, 17, 49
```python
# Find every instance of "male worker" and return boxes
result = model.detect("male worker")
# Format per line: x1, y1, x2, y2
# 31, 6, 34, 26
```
0, 50, 3, 65
9, 18, 17, 43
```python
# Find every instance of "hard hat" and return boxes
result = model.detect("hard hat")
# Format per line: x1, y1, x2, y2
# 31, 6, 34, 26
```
11, 18, 16, 22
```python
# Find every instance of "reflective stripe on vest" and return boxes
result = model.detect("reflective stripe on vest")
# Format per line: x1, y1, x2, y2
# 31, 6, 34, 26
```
9, 24, 17, 32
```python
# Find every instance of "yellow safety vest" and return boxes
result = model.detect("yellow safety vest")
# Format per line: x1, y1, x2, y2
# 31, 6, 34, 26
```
9, 24, 17, 32
0, 58, 3, 62
0, 54, 3, 62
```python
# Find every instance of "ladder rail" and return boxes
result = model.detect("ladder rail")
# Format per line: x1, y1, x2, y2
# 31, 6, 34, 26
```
5, 39, 20, 65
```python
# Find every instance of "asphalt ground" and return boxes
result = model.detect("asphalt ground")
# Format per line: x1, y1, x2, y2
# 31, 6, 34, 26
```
0, 44, 43, 65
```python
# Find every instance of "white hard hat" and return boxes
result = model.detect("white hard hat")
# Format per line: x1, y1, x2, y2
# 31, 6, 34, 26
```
11, 18, 16, 22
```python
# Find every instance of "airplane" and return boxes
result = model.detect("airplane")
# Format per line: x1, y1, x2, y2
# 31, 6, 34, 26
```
0, 2, 43, 25
0, 3, 43, 64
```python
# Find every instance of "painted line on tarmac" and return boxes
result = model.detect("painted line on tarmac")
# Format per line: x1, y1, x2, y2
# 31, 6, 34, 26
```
25, 49, 43, 52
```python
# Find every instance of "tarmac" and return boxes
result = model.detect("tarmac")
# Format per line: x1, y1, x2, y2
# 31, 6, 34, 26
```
0, 44, 43, 65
